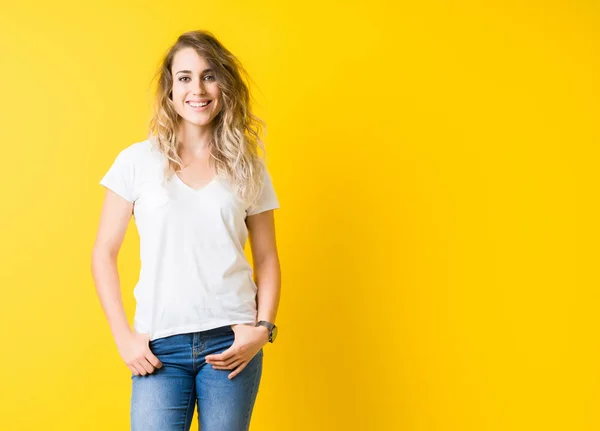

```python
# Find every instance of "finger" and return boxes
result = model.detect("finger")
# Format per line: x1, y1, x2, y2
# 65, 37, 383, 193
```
228, 361, 248, 380
212, 357, 244, 370
206, 347, 236, 362
147, 352, 163, 369
129, 365, 139, 376
132, 363, 146, 376
139, 357, 156, 374
208, 355, 240, 367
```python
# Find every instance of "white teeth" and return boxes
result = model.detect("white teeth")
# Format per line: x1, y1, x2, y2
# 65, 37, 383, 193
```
188, 101, 209, 107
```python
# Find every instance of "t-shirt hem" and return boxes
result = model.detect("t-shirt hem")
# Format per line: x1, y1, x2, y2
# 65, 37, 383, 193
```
99, 180, 134, 203
247, 204, 280, 216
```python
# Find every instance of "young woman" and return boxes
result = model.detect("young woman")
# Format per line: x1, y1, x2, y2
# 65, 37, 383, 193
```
91, 30, 281, 431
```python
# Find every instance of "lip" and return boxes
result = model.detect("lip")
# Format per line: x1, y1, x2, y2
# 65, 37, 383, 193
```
186, 100, 213, 111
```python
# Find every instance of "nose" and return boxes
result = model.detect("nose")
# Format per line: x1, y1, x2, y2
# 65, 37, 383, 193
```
192, 77, 206, 95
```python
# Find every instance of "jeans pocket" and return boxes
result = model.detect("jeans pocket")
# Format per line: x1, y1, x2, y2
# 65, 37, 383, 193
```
149, 335, 171, 354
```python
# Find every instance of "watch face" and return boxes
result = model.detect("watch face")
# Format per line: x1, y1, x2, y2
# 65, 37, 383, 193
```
271, 325, 278, 342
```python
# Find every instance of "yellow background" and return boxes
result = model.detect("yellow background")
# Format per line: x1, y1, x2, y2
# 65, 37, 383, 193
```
0, 1, 598, 430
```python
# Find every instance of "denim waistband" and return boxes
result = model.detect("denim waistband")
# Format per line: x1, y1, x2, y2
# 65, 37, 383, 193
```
197, 324, 235, 338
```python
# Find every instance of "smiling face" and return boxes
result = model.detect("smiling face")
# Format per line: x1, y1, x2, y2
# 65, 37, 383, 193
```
171, 47, 223, 130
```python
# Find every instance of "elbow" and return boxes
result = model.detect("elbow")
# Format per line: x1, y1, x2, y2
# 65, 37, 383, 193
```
91, 245, 118, 271
254, 253, 280, 272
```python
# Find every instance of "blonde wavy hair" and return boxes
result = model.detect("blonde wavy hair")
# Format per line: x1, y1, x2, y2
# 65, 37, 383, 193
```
148, 29, 268, 208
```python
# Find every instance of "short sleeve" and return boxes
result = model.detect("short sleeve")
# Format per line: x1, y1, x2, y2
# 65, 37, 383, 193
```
246, 167, 280, 216
99, 149, 136, 203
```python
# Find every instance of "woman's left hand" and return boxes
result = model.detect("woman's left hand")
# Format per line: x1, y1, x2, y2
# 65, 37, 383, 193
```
205, 324, 269, 379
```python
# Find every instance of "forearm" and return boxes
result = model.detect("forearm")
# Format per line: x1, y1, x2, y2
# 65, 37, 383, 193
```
91, 249, 133, 345
254, 255, 281, 324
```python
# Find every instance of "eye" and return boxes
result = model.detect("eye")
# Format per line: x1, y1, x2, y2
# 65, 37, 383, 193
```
178, 76, 191, 82
203, 75, 216, 81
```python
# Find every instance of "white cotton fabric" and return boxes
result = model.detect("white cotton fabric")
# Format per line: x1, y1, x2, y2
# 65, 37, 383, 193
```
99, 139, 280, 341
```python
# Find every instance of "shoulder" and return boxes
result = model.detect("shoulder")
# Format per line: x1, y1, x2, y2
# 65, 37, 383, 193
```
117, 138, 154, 160
112, 138, 162, 170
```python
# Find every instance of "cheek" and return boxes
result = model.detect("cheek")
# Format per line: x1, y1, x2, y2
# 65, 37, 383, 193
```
213, 94, 223, 110
171, 88, 187, 113
172, 86, 182, 100
210, 84, 222, 99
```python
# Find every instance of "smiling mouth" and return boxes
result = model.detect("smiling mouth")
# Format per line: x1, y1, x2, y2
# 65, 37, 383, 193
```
186, 100, 212, 108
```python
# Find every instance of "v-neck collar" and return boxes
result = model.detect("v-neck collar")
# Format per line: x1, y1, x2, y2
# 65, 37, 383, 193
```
173, 172, 220, 193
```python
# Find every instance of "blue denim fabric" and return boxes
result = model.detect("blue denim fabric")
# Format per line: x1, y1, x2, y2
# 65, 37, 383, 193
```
130, 325, 263, 431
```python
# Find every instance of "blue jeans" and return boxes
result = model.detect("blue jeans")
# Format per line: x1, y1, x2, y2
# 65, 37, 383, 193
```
130, 325, 263, 431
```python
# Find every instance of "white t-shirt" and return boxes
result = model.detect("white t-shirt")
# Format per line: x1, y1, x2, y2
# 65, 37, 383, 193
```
99, 138, 280, 341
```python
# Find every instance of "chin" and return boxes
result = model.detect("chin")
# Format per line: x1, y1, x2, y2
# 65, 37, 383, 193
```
182, 117, 215, 127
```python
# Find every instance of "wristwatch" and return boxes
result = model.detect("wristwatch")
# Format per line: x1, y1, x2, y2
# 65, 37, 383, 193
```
255, 320, 277, 343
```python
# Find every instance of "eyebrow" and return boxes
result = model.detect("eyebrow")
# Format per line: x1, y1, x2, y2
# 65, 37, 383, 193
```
175, 69, 214, 75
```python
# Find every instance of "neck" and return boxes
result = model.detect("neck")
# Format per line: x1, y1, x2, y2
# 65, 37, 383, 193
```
177, 121, 213, 154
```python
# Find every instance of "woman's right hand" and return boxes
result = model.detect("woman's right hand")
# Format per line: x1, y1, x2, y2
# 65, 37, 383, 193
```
116, 332, 163, 376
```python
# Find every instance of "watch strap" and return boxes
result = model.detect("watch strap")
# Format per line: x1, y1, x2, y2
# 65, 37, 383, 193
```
256, 320, 276, 342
